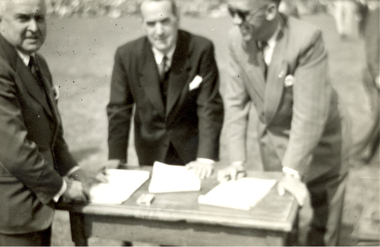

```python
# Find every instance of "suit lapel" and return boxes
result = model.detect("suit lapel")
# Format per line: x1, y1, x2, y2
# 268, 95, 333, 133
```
36, 57, 61, 125
139, 42, 165, 115
17, 59, 55, 120
166, 32, 191, 116
264, 16, 289, 124
241, 39, 266, 105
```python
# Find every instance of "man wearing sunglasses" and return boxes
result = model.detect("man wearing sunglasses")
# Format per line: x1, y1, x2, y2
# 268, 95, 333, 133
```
219, 0, 349, 245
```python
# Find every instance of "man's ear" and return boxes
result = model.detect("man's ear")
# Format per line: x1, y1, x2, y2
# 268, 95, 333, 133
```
265, 3, 278, 21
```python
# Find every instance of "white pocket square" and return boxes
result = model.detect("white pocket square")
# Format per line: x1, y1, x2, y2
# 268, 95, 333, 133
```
189, 75, 203, 91
52, 85, 60, 100
284, 75, 295, 87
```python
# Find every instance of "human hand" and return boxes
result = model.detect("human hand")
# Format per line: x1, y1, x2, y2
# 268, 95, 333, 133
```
61, 178, 89, 203
277, 174, 308, 206
69, 167, 107, 189
217, 162, 246, 183
86, 167, 109, 187
186, 160, 214, 179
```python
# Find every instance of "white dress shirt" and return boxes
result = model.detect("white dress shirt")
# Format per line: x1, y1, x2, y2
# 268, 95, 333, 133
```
152, 45, 176, 68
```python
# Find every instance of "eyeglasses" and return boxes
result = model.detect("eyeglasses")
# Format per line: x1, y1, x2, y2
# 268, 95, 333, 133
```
227, 5, 252, 22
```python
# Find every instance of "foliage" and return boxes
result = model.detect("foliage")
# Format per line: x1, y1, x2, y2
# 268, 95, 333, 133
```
46, 0, 330, 18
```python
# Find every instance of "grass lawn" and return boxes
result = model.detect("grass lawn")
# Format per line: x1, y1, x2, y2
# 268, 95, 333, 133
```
39, 14, 379, 246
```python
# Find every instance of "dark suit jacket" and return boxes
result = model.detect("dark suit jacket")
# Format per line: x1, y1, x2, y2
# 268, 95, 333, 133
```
0, 34, 78, 234
225, 14, 347, 182
107, 30, 223, 166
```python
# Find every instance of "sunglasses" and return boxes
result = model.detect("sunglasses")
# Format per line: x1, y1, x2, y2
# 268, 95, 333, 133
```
227, 6, 252, 22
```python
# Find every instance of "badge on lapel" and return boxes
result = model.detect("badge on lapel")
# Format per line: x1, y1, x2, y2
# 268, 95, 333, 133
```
284, 75, 295, 87
52, 85, 60, 100
189, 75, 203, 91
278, 61, 294, 88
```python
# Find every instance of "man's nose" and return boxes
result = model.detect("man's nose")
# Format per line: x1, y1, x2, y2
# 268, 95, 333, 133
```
27, 19, 38, 32
155, 23, 164, 35
232, 14, 244, 25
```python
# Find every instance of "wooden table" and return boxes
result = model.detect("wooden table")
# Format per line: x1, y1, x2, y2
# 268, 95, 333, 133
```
57, 170, 299, 246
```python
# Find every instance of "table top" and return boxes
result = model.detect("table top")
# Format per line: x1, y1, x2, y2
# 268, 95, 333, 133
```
57, 169, 298, 232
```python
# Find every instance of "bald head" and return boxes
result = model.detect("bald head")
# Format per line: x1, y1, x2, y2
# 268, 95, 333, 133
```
0, 0, 47, 54
229, 0, 280, 9
0, 0, 47, 16
0, 1, 7, 17
140, 0, 178, 18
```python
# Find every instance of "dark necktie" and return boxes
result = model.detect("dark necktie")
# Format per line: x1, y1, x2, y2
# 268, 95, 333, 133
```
159, 55, 170, 105
29, 56, 42, 82
159, 55, 169, 81
257, 41, 268, 79
28, 56, 53, 111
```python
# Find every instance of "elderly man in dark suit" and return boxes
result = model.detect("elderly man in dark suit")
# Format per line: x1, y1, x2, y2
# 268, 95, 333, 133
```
0, 0, 94, 245
218, 0, 349, 245
107, 0, 223, 179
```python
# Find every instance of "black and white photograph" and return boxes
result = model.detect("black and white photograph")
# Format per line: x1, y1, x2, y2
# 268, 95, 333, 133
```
0, 0, 378, 246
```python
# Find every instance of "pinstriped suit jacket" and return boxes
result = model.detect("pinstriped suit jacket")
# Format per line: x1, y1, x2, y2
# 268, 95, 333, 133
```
0, 34, 78, 234
225, 14, 346, 182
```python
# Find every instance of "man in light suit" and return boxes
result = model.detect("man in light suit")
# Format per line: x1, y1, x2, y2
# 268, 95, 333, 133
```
107, 0, 223, 179
218, 0, 349, 245
0, 0, 94, 245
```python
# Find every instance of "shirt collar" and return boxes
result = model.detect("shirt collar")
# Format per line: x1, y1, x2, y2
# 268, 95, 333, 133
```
152, 45, 176, 67
16, 50, 33, 66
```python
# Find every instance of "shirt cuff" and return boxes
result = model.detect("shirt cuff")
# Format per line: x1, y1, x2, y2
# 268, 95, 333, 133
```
231, 161, 244, 168
282, 166, 301, 180
66, 166, 81, 177
53, 180, 67, 202
196, 158, 215, 164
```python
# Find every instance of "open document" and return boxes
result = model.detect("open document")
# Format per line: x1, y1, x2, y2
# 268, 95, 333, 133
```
198, 178, 277, 210
148, 161, 201, 193
90, 169, 150, 204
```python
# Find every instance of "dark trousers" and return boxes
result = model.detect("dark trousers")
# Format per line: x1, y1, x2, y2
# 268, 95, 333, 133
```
306, 172, 348, 246
0, 227, 51, 246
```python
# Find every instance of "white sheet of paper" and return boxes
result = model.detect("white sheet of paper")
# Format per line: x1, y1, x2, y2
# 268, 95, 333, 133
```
198, 177, 277, 210
90, 169, 150, 204
148, 161, 201, 193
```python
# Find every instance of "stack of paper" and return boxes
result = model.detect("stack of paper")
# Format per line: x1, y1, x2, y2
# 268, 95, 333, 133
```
148, 162, 201, 193
90, 169, 150, 204
198, 178, 276, 210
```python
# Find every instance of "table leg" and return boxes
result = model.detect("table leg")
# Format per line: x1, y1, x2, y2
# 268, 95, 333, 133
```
69, 212, 88, 246
266, 233, 286, 246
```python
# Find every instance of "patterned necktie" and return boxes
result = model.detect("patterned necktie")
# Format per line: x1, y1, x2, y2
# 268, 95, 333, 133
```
159, 55, 169, 81
257, 41, 268, 79
28, 56, 53, 111
29, 56, 41, 82
159, 55, 170, 105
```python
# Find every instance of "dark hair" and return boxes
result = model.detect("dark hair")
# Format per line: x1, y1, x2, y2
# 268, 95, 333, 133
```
140, 0, 178, 17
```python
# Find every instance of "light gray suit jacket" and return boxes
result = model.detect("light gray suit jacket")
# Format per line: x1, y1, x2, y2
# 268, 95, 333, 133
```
225, 14, 347, 182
